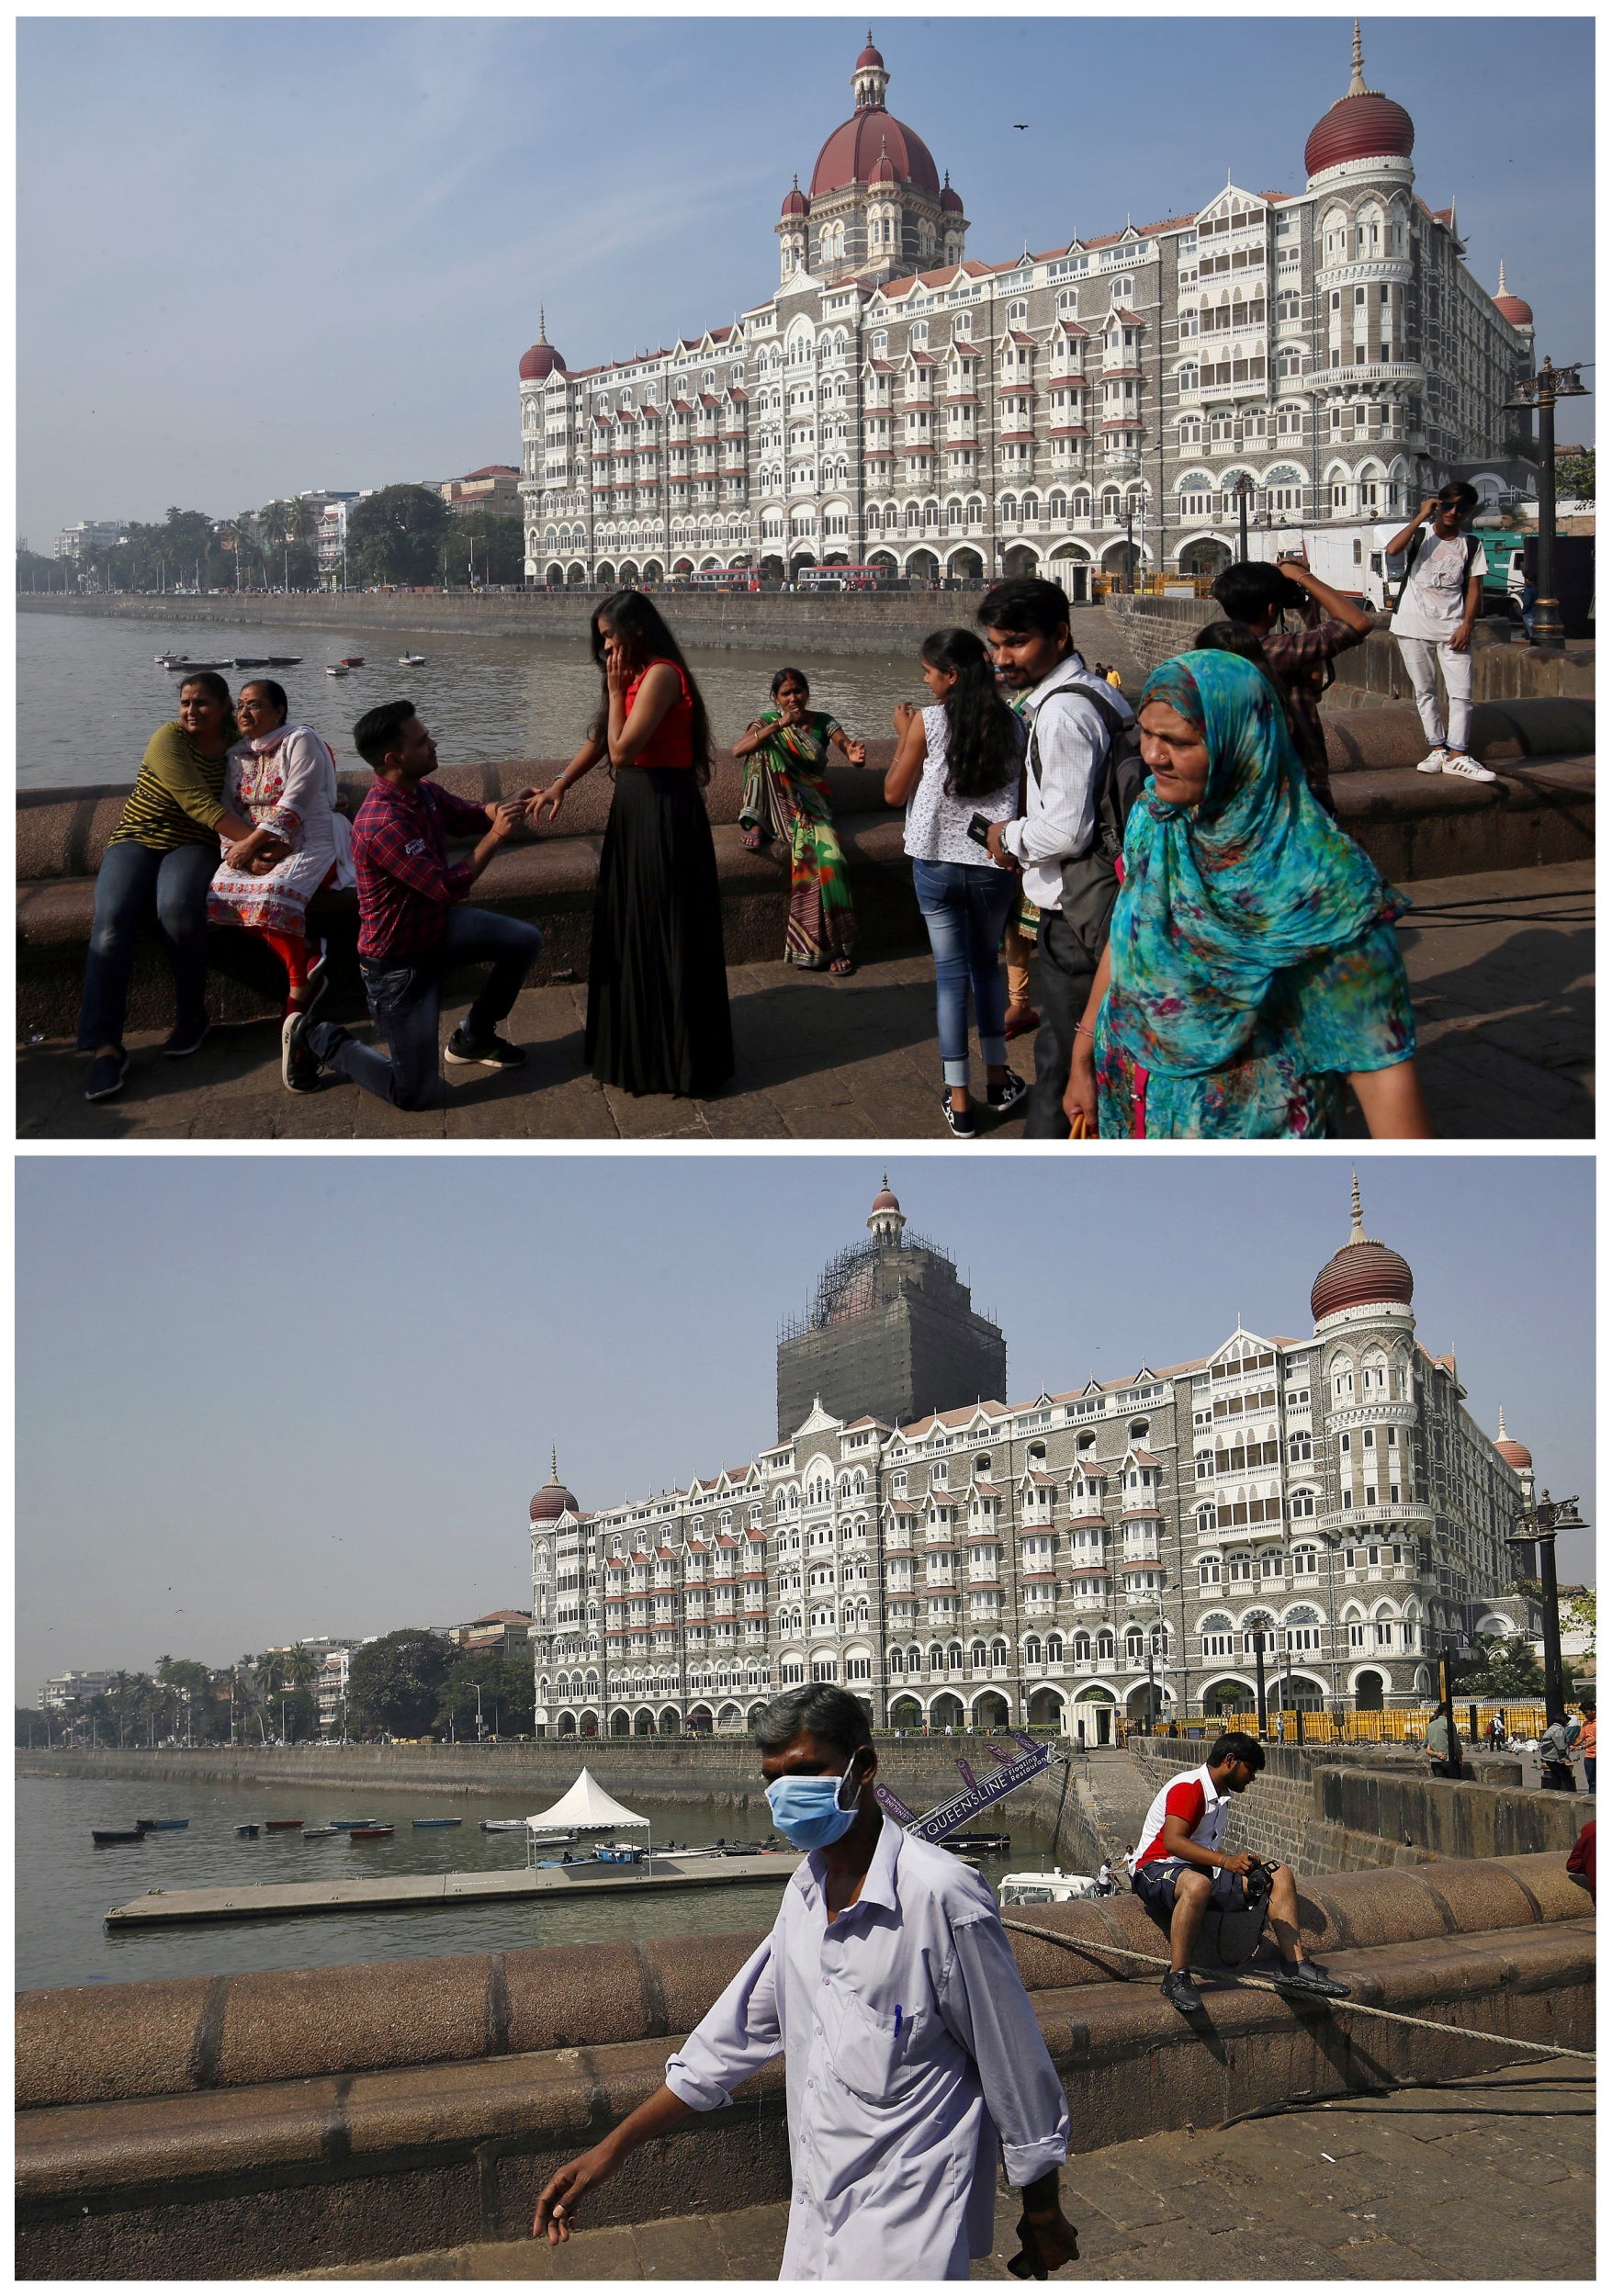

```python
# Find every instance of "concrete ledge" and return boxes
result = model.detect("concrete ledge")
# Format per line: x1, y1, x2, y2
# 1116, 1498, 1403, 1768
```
13, 1851, 1585, 2111
16, 1911, 1594, 2279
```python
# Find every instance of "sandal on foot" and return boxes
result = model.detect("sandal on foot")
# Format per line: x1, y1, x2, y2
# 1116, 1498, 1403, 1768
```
739, 827, 762, 851
1004, 1005, 1040, 1041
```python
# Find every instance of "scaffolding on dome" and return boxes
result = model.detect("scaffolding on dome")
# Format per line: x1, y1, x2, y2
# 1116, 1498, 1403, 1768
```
779, 1228, 998, 1343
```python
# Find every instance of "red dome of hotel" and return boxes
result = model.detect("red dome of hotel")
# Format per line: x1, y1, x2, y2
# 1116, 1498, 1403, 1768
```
871, 1176, 901, 1214
519, 313, 566, 382
781, 175, 808, 218
941, 173, 964, 215
811, 38, 941, 199
1304, 24, 1415, 179
1310, 1174, 1415, 1322
530, 1450, 581, 1522
1494, 1408, 1533, 1472
1494, 264, 1534, 328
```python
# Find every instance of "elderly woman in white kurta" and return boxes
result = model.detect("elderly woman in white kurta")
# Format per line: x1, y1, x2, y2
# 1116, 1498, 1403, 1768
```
531, 1685, 1077, 2281
207, 680, 353, 1085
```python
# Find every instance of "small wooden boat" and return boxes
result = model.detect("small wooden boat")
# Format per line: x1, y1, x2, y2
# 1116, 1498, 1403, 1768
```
348, 1825, 395, 1841
479, 1818, 527, 1832
264, 655, 304, 668
329, 1818, 379, 1831
236, 1824, 260, 1838
263, 1818, 304, 1831
325, 665, 352, 678
302, 1826, 339, 1840
232, 657, 272, 669
411, 1817, 462, 1829
398, 652, 426, 667
165, 659, 233, 674
946, 1830, 1011, 1855
339, 656, 365, 668
135, 1818, 188, 1831
92, 1828, 148, 1845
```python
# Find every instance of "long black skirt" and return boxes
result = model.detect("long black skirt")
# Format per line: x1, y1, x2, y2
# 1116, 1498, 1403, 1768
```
586, 766, 734, 1097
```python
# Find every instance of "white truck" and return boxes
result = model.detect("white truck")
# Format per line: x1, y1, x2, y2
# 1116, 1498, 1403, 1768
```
1238, 521, 1409, 611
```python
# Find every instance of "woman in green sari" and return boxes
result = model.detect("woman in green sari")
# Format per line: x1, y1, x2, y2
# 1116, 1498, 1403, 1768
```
732, 668, 867, 973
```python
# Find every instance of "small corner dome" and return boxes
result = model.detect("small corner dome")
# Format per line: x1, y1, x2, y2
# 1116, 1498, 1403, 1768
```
519, 338, 566, 383
856, 39, 885, 68
1494, 265, 1533, 327
781, 176, 809, 218
530, 1456, 581, 1521
941, 174, 964, 215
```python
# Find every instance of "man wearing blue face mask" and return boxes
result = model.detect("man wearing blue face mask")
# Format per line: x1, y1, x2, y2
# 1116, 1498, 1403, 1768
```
533, 1684, 1077, 2280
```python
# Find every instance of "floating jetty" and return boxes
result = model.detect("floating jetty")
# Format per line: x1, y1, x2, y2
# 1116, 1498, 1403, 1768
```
103, 1849, 801, 1929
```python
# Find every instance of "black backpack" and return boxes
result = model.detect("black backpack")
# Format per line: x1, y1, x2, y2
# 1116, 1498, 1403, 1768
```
1025, 673, 1146, 908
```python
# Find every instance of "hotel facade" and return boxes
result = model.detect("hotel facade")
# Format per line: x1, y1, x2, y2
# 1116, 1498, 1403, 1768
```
516, 29, 1536, 592
528, 1182, 1539, 1741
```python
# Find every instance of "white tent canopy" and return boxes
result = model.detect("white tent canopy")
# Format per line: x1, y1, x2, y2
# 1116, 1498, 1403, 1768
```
524, 1767, 652, 1839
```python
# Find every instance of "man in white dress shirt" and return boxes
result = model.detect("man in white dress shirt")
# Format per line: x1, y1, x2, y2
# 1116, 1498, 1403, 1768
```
532, 1684, 1078, 2280
977, 579, 1134, 1137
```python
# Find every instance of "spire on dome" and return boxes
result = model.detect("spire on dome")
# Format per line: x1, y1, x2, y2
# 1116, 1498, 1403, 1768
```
1347, 1167, 1380, 1246
1347, 19, 1376, 96
1497, 1405, 1509, 1440
1497, 260, 1507, 296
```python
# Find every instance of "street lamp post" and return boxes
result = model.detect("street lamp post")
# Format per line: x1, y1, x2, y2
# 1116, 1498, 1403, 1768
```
1507, 1491, 1585, 1725
1233, 471, 1254, 559
473, 1683, 485, 1742
1502, 358, 1590, 651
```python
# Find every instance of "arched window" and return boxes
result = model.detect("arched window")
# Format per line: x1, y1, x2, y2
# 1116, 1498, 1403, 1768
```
1045, 1633, 1064, 1663
1071, 1633, 1090, 1666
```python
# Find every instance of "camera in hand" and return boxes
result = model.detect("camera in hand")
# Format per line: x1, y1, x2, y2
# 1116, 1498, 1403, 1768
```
966, 812, 994, 849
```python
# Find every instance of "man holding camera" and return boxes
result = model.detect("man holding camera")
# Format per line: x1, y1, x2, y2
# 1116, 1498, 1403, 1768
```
1129, 1731, 1351, 2015
1209, 555, 1377, 815
976, 578, 1134, 1138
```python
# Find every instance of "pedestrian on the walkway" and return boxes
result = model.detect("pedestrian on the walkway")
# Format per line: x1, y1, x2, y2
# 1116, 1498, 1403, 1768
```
731, 669, 866, 973
1565, 1819, 1595, 1901
1064, 650, 1433, 1140
577, 591, 734, 1098
531, 1685, 1079, 2280
1385, 484, 1497, 782
1426, 1706, 1460, 1780
976, 578, 1135, 1136
206, 681, 354, 1094
1209, 552, 1378, 815
1576, 1698, 1595, 1792
288, 701, 538, 1109
1539, 1713, 1582, 1793
885, 628, 1031, 1137
78, 671, 258, 1101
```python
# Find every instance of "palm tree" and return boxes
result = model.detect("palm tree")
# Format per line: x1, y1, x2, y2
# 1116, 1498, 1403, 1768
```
282, 497, 314, 591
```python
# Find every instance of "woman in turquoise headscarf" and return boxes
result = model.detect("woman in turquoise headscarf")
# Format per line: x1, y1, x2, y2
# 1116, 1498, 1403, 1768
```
1065, 649, 1432, 1139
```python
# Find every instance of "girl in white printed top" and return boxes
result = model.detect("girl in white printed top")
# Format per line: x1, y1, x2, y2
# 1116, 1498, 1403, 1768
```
885, 628, 1030, 1139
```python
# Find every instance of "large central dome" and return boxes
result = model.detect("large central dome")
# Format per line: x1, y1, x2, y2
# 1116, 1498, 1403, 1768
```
1311, 1174, 1415, 1323
1304, 22, 1415, 179
809, 39, 941, 199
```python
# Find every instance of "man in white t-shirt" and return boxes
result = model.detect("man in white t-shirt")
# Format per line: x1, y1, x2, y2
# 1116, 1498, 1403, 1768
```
1128, 1730, 1350, 2015
1386, 483, 1497, 782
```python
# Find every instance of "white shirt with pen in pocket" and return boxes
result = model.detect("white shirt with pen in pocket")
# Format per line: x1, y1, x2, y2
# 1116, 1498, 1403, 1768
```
664, 1813, 1069, 2280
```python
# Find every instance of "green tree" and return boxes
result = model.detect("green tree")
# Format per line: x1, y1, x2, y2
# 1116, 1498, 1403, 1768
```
441, 510, 524, 587
16, 1706, 51, 1746
347, 1628, 453, 1738
1556, 446, 1594, 503
1450, 1633, 1545, 1699
344, 486, 451, 587
437, 1647, 536, 1739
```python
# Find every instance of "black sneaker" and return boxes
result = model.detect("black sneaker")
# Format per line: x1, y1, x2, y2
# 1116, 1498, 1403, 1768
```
85, 1049, 129, 1102
281, 1005, 317, 1090
987, 1071, 1030, 1115
941, 1093, 977, 1139
1274, 1962, 1351, 1999
445, 1029, 526, 1070
284, 1036, 326, 1095
161, 1018, 209, 1058
1160, 1969, 1203, 2015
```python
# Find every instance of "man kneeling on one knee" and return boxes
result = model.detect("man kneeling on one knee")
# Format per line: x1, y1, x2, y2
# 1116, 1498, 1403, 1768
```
291, 700, 540, 1109
1128, 1730, 1350, 2016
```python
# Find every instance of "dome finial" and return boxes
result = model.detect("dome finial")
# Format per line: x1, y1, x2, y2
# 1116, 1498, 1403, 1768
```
1498, 258, 1507, 295
538, 306, 547, 343
1497, 1403, 1509, 1439
1348, 20, 1367, 95
1349, 1167, 1365, 1244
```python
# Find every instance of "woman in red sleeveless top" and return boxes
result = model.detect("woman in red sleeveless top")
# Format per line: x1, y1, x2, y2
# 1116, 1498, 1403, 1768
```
543, 592, 732, 1097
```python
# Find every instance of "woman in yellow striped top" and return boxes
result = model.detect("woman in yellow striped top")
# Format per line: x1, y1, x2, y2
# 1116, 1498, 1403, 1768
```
78, 671, 259, 1100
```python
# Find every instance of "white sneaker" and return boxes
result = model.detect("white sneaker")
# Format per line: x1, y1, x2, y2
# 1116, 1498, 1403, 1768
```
1440, 751, 1499, 783
1414, 748, 1450, 774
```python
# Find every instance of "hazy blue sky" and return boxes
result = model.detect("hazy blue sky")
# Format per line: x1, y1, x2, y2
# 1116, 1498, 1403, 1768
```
15, 1154, 1594, 1690
17, 15, 1594, 548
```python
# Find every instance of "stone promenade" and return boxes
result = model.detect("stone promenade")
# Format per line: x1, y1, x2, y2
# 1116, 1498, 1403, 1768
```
313, 2058, 1593, 2280
18, 861, 1591, 1141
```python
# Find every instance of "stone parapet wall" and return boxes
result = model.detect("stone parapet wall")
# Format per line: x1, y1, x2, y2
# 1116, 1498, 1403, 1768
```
16, 1852, 1594, 2278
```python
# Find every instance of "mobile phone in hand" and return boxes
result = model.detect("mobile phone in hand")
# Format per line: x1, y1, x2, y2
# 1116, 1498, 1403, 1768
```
966, 813, 993, 848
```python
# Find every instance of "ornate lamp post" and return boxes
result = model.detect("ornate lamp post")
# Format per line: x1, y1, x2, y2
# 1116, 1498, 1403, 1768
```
1502, 358, 1590, 651
1507, 1491, 1585, 1725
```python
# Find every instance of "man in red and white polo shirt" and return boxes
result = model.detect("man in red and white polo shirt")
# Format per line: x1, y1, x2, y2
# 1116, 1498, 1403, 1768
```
1129, 1731, 1350, 2016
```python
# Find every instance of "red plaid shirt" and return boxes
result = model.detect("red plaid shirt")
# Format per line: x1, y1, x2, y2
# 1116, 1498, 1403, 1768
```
349, 776, 493, 962
1261, 616, 1369, 797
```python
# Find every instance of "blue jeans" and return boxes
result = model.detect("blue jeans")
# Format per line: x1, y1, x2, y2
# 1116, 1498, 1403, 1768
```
1584, 1757, 1595, 1793
305, 905, 543, 1111
76, 838, 218, 1049
911, 858, 1018, 1088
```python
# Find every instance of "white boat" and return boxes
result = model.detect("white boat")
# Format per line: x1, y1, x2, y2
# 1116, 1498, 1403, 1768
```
479, 1818, 528, 1832
398, 652, 426, 667
325, 664, 352, 678
998, 1869, 1101, 1906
